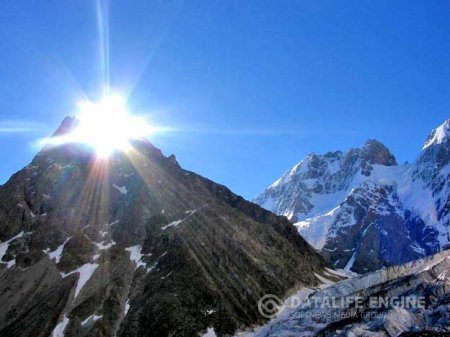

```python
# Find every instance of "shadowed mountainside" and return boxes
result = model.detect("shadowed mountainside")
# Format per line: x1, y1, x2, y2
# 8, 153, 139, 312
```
0, 117, 329, 337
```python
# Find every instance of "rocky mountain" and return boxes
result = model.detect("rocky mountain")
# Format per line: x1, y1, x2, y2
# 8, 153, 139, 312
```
0, 117, 331, 337
237, 248, 450, 337
255, 119, 450, 274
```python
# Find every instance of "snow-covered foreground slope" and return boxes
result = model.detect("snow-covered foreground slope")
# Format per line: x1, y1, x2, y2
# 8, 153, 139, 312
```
255, 119, 450, 273
236, 250, 450, 337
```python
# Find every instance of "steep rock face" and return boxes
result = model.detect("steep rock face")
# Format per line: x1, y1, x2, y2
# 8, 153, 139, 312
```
255, 122, 450, 274
360, 139, 397, 175
0, 117, 328, 337
319, 182, 437, 273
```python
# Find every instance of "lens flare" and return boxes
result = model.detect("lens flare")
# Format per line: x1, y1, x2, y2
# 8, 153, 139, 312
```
48, 94, 155, 157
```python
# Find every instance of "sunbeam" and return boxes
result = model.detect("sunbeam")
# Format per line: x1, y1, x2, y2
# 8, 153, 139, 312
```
45, 93, 160, 157
96, 0, 110, 96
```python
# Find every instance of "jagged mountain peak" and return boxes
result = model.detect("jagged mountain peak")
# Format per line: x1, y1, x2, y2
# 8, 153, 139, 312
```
279, 140, 396, 183
417, 118, 450, 171
423, 118, 450, 150
52, 115, 78, 137
361, 138, 397, 166
255, 140, 399, 220
40, 116, 165, 162
285, 150, 343, 177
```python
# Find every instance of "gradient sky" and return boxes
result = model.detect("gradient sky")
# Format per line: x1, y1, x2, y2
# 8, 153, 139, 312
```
0, 0, 449, 199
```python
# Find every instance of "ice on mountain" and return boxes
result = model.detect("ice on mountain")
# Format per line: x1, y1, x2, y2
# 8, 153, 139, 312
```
361, 223, 373, 237
344, 251, 357, 272
161, 206, 205, 231
295, 206, 340, 249
81, 314, 102, 326
314, 272, 334, 286
161, 271, 173, 280
255, 133, 450, 273
95, 239, 116, 250
410, 243, 425, 255
107, 219, 120, 226
185, 209, 198, 216
324, 267, 350, 278
202, 327, 217, 337
61, 263, 99, 298
397, 168, 438, 224
0, 231, 25, 263
304, 190, 348, 220
260, 196, 276, 213
161, 219, 183, 230
113, 184, 128, 195
125, 245, 147, 270
237, 250, 450, 337
51, 315, 69, 337
124, 299, 131, 315
383, 307, 421, 337
423, 119, 450, 149
46, 237, 71, 263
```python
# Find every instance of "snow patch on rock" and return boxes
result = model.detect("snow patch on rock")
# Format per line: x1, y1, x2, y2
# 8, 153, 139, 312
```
45, 237, 71, 264
113, 184, 128, 195
51, 315, 70, 337
61, 263, 99, 298
81, 314, 102, 326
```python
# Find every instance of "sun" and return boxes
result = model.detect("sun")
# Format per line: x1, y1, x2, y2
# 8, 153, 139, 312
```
65, 94, 153, 157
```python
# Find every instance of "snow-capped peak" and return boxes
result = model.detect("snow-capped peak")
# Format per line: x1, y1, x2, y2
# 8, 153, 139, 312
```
422, 119, 450, 149
255, 132, 450, 273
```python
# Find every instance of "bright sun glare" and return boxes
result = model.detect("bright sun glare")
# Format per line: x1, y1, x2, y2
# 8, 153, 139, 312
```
52, 94, 154, 157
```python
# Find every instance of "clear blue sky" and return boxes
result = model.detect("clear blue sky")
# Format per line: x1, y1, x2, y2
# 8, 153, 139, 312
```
0, 0, 449, 199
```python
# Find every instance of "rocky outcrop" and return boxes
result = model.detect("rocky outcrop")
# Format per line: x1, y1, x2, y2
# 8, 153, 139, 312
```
360, 139, 397, 176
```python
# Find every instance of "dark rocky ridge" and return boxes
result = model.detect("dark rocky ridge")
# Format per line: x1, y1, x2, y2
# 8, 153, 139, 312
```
0, 117, 329, 337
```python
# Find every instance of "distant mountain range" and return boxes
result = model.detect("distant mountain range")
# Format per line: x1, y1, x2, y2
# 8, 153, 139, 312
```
255, 119, 450, 274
